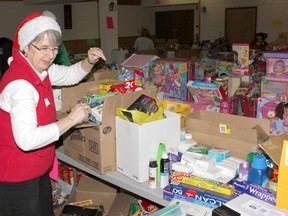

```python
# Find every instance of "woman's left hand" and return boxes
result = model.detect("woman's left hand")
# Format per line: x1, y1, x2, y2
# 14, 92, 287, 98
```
87, 47, 106, 64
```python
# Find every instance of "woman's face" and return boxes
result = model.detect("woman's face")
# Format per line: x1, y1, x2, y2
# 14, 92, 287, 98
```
24, 33, 57, 73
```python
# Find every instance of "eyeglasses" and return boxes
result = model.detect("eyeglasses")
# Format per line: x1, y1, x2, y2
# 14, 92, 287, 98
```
31, 44, 61, 55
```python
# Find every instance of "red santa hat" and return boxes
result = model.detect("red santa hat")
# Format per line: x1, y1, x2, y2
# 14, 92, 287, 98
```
12, 12, 61, 57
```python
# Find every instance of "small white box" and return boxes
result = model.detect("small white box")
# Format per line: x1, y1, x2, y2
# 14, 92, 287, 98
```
225, 194, 288, 216
116, 111, 180, 183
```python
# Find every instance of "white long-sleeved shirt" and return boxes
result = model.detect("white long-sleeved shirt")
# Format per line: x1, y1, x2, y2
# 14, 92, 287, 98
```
0, 56, 88, 151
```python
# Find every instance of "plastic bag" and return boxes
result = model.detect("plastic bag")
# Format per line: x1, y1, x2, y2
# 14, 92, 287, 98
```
116, 95, 166, 125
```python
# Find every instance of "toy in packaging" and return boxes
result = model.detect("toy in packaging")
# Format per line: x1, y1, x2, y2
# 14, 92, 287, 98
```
151, 59, 188, 101
232, 43, 250, 75
263, 52, 288, 81
216, 60, 233, 77
120, 53, 159, 85
194, 59, 216, 81
261, 77, 288, 102
186, 80, 226, 106
257, 98, 284, 135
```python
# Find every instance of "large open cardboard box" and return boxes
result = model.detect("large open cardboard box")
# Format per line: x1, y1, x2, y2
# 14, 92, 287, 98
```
66, 176, 117, 215
61, 81, 157, 174
260, 133, 288, 210
185, 110, 270, 160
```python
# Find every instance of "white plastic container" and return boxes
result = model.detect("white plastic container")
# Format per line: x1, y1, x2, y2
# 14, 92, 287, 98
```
178, 133, 198, 154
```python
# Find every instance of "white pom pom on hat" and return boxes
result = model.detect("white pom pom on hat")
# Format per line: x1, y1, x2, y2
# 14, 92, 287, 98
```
12, 12, 61, 58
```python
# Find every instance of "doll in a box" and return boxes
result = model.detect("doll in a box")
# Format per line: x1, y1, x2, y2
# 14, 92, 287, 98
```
264, 52, 288, 81
275, 102, 288, 132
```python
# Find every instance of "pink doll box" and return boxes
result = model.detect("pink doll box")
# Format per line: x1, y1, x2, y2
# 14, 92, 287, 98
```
263, 52, 288, 82
261, 77, 288, 102
232, 43, 250, 76
256, 97, 284, 135
186, 80, 226, 106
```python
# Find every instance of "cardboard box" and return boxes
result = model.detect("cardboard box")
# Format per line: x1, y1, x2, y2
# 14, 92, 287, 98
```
259, 133, 288, 210
185, 110, 270, 160
116, 110, 181, 183
68, 176, 117, 215
62, 81, 157, 174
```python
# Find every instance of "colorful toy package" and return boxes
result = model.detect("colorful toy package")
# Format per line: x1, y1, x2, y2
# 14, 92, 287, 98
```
216, 60, 233, 77
232, 43, 250, 76
194, 59, 216, 81
256, 97, 284, 135
186, 80, 226, 106
151, 59, 188, 101
263, 52, 288, 82
261, 77, 288, 102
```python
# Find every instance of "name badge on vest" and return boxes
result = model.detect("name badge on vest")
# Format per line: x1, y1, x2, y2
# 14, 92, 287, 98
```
44, 98, 50, 107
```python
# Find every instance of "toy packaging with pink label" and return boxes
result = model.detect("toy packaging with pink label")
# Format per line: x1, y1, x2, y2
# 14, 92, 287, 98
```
263, 52, 288, 82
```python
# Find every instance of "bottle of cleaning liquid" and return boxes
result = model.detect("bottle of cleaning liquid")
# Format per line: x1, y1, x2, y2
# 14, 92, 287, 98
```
248, 154, 268, 187
246, 145, 259, 165
160, 151, 170, 189
157, 143, 166, 183
178, 133, 198, 155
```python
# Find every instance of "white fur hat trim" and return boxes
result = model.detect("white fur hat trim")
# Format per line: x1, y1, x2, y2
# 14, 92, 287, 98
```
18, 16, 61, 51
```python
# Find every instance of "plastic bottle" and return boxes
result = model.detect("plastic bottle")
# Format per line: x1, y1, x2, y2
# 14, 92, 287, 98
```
157, 143, 166, 183
238, 160, 250, 181
178, 133, 198, 154
246, 145, 259, 165
247, 154, 268, 187
160, 151, 170, 189
149, 159, 157, 189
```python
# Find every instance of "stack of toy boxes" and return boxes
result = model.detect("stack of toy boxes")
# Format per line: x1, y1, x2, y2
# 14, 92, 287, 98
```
151, 58, 189, 101
258, 52, 288, 135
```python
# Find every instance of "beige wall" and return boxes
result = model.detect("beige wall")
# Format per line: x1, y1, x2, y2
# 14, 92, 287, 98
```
0, 0, 287, 47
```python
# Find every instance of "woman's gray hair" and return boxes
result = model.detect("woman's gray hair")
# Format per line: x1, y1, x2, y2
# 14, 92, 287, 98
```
30, 29, 62, 47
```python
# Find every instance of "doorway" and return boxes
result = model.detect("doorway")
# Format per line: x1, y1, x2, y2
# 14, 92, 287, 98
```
155, 10, 194, 45
225, 7, 257, 44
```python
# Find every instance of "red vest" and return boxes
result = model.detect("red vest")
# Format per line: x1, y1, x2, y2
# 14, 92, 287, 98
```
0, 51, 56, 182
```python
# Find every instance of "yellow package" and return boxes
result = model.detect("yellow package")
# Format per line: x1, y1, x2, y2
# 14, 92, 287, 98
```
276, 139, 288, 210
162, 100, 191, 128
116, 95, 165, 125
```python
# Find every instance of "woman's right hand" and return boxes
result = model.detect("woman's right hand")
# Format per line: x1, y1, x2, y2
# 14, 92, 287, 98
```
67, 103, 92, 125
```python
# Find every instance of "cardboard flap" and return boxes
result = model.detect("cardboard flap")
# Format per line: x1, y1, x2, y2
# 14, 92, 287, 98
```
259, 133, 288, 166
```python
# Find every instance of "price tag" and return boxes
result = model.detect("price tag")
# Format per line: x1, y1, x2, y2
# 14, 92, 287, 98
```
219, 124, 231, 134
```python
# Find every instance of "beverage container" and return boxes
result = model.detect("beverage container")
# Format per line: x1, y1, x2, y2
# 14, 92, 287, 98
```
178, 133, 197, 154
157, 143, 166, 183
160, 151, 170, 189
248, 154, 268, 187
149, 159, 157, 189
246, 145, 258, 165
239, 160, 250, 181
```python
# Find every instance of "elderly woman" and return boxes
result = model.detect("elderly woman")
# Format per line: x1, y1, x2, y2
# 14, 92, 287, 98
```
0, 12, 106, 216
